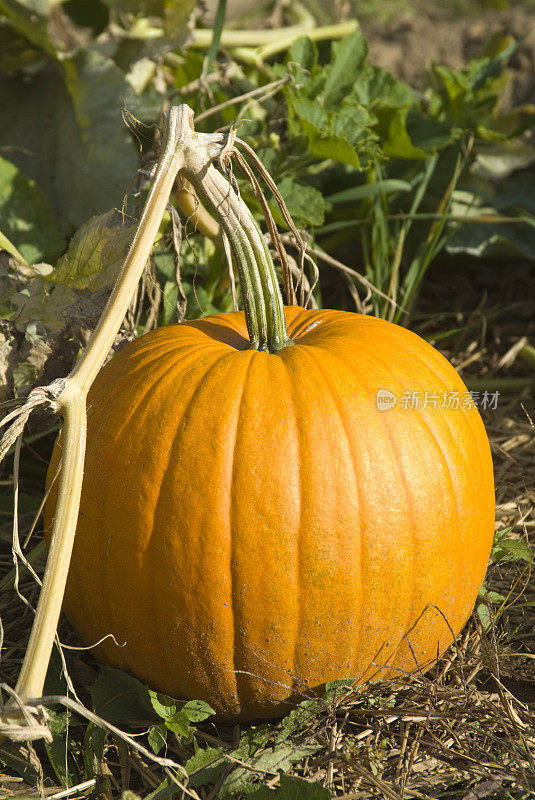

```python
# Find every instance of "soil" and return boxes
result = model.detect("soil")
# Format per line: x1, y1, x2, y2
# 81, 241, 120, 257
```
358, 1, 535, 107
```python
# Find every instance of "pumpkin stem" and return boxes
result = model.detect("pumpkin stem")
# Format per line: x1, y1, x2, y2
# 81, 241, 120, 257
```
180, 114, 293, 353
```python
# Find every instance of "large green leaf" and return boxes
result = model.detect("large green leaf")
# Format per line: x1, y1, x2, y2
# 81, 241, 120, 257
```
447, 220, 535, 260
0, 155, 66, 263
185, 699, 324, 797
44, 709, 80, 788
285, 36, 317, 76
90, 667, 156, 725
283, 33, 379, 168
0, 50, 138, 235
0, 0, 64, 54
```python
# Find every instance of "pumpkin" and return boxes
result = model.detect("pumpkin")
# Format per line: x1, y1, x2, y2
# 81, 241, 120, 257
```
45, 126, 495, 720
45, 305, 494, 721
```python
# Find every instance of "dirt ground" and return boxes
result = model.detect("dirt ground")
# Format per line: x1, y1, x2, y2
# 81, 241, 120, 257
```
358, 1, 535, 106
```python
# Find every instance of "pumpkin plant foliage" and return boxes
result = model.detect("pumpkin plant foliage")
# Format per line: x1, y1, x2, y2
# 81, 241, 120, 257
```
45, 117, 496, 720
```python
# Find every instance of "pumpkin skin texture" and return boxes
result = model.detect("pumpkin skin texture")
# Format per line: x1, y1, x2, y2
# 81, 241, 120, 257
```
45, 307, 495, 721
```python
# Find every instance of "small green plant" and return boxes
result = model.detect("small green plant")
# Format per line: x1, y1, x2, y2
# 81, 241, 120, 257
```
477, 527, 533, 627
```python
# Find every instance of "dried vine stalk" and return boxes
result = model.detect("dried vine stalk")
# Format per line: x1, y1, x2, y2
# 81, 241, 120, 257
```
0, 105, 227, 739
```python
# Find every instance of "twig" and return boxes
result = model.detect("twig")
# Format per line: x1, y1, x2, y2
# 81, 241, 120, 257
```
279, 234, 404, 314
231, 147, 296, 304
49, 778, 97, 799
195, 75, 291, 123
222, 232, 238, 310
236, 137, 319, 303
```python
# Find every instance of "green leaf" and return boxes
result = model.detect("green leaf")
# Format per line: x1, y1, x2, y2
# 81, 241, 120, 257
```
148, 724, 167, 755
406, 112, 457, 153
149, 691, 215, 743
447, 220, 535, 260
488, 528, 534, 565
375, 105, 428, 159
478, 587, 506, 604
286, 36, 317, 74
217, 722, 321, 799
143, 776, 181, 800
163, 280, 180, 324
164, 713, 192, 741
187, 706, 324, 798
44, 710, 79, 788
90, 667, 155, 725
181, 699, 216, 723
154, 250, 177, 279
323, 678, 356, 700
249, 775, 330, 800
172, 48, 204, 91
427, 59, 507, 136
0, 740, 41, 785
43, 648, 72, 697
49, 210, 136, 291
149, 691, 178, 719
83, 722, 107, 779
185, 745, 227, 789
322, 31, 368, 110
288, 95, 361, 168
0, 51, 138, 235
0, 230, 27, 263
332, 103, 377, 150
353, 65, 415, 108
276, 699, 325, 741
491, 533, 533, 564
0, 156, 66, 263
477, 603, 492, 629
469, 38, 519, 92
270, 177, 325, 228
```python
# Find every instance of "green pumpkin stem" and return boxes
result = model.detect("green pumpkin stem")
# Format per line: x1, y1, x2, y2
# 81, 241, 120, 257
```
181, 119, 292, 353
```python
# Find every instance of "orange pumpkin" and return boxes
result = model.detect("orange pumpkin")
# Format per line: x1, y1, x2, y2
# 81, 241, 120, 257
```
45, 305, 494, 720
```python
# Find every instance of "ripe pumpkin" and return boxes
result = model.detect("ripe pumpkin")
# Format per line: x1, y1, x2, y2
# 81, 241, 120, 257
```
45, 305, 495, 721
